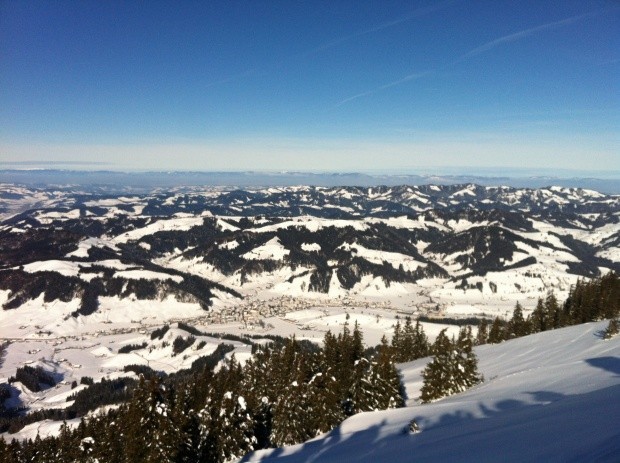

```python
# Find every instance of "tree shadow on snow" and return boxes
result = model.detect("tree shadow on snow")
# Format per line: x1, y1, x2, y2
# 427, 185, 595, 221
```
240, 383, 620, 462
239, 419, 386, 463
585, 356, 620, 377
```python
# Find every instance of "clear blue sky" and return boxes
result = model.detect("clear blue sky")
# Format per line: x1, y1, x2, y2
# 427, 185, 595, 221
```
1, 0, 618, 174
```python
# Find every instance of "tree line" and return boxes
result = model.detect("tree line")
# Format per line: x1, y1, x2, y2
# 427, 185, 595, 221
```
0, 323, 404, 463
478, 272, 619, 344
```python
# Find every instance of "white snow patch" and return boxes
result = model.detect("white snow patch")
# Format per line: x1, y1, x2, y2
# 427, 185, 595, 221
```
301, 242, 321, 252
243, 237, 289, 261
115, 270, 183, 283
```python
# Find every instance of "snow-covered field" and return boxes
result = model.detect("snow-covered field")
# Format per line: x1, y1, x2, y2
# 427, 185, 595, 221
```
240, 321, 620, 462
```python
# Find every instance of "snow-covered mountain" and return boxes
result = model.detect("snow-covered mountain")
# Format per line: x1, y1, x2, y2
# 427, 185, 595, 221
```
0, 182, 619, 458
1, 183, 617, 324
240, 321, 620, 463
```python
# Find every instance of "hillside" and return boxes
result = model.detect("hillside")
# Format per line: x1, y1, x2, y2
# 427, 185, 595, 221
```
1, 183, 618, 327
1, 182, 618, 457
240, 321, 620, 462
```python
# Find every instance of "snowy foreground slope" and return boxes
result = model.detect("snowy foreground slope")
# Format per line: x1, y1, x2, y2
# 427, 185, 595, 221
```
240, 321, 620, 463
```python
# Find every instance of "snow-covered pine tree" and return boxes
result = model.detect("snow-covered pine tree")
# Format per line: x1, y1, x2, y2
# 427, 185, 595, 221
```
198, 357, 256, 463
345, 356, 375, 415
420, 327, 481, 404
171, 383, 202, 463
420, 329, 455, 403
122, 376, 179, 463
368, 345, 406, 410
270, 378, 316, 446
454, 327, 481, 392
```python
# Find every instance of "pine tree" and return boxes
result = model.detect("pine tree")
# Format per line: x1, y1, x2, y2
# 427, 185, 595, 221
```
56, 421, 80, 463
454, 327, 481, 392
600, 272, 619, 320
476, 318, 489, 345
508, 302, 530, 338
270, 379, 317, 446
603, 319, 619, 340
488, 317, 505, 343
530, 297, 548, 332
0, 439, 16, 463
420, 329, 454, 403
198, 357, 256, 463
420, 328, 481, 403
371, 340, 405, 410
545, 291, 564, 329
307, 369, 342, 435
412, 320, 430, 359
171, 383, 202, 463
392, 318, 429, 362
391, 320, 403, 359
122, 376, 179, 463
400, 317, 416, 361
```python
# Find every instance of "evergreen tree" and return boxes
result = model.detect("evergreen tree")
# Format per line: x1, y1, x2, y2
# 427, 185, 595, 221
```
391, 320, 403, 358
476, 318, 489, 345
399, 317, 416, 361
270, 379, 316, 446
454, 327, 482, 391
530, 297, 548, 332
420, 328, 481, 403
374, 336, 406, 409
545, 291, 564, 329
0, 439, 16, 463
306, 370, 342, 435
488, 317, 505, 343
122, 376, 179, 463
420, 329, 454, 403
600, 272, 619, 320
171, 383, 202, 463
563, 272, 619, 324
508, 302, 530, 338
198, 357, 256, 463
55, 421, 80, 463
392, 318, 429, 362
412, 320, 430, 359
603, 319, 619, 340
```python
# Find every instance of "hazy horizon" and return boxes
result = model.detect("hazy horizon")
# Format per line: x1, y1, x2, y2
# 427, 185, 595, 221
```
2, 167, 619, 194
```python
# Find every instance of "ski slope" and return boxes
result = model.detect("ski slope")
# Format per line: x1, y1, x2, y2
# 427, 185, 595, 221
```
240, 321, 620, 462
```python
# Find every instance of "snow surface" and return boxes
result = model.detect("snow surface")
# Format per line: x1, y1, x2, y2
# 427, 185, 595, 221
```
301, 242, 321, 252
243, 237, 290, 260
339, 242, 426, 272
240, 321, 620, 463
114, 269, 183, 283
112, 216, 205, 243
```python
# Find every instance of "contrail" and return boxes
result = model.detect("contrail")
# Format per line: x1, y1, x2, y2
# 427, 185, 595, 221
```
335, 71, 429, 107
456, 11, 598, 63
308, 0, 459, 56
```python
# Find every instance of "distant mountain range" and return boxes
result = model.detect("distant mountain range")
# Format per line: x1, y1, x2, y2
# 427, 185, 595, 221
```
1, 183, 618, 315
1, 169, 619, 194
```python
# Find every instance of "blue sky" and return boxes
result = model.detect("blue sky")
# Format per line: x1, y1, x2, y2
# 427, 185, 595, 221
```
1, 0, 618, 175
